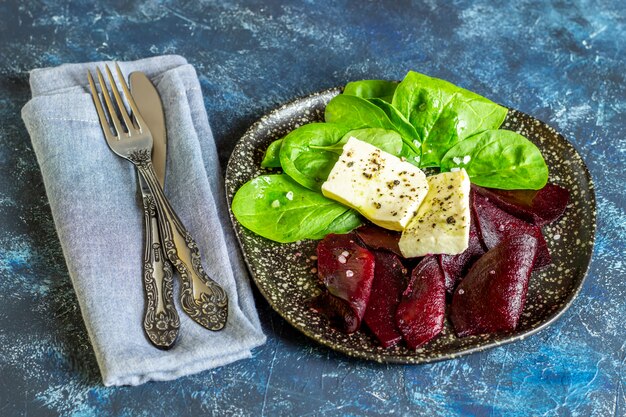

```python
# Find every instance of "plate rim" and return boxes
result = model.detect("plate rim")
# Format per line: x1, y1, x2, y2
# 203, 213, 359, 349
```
225, 87, 597, 364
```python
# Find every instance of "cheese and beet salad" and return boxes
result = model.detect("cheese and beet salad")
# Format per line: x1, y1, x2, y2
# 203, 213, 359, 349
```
232, 71, 570, 349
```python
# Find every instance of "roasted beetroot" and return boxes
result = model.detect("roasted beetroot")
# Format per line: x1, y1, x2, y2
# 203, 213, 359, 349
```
311, 233, 375, 333
473, 184, 569, 226
395, 256, 446, 349
438, 202, 485, 293
355, 224, 403, 256
450, 233, 539, 337
363, 251, 407, 348
473, 192, 551, 269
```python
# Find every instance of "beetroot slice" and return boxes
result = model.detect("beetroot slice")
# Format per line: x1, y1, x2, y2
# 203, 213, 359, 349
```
473, 184, 569, 226
395, 256, 446, 349
450, 233, 539, 337
439, 199, 485, 293
311, 233, 375, 333
355, 224, 403, 256
473, 192, 551, 269
363, 251, 407, 348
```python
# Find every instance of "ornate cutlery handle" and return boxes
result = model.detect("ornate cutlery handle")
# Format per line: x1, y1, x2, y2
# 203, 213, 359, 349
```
139, 176, 180, 349
136, 160, 228, 331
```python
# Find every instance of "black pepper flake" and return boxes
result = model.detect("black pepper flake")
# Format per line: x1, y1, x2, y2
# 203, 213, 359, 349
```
431, 223, 436, 228
347, 151, 353, 157
391, 211, 398, 217
373, 202, 382, 209
418, 219, 423, 223
347, 161, 354, 167
363, 172, 373, 179
447, 185, 453, 189
444, 194, 452, 201
446, 216, 456, 225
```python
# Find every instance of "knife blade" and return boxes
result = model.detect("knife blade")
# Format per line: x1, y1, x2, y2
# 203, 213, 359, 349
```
130, 72, 167, 185
130, 72, 179, 349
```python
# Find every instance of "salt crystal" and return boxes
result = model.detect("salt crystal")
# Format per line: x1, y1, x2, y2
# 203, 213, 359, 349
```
462, 155, 471, 164
338, 255, 347, 264
286, 191, 294, 200
345, 270, 354, 277
271, 200, 280, 208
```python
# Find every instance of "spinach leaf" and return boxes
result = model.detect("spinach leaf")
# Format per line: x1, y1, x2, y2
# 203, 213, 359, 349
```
311, 127, 403, 156
324, 94, 421, 156
343, 80, 398, 102
441, 130, 548, 190
325, 94, 394, 130
231, 174, 361, 243
260, 138, 283, 168
279, 123, 351, 191
368, 98, 421, 154
392, 71, 508, 167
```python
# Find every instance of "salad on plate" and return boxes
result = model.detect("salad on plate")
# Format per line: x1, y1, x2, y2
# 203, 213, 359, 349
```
231, 71, 570, 350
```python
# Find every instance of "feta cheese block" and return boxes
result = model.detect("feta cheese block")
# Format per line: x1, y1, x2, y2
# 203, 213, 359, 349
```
321, 137, 429, 231
399, 169, 471, 257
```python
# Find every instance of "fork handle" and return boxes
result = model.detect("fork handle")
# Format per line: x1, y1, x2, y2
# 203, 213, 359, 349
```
139, 177, 179, 349
136, 161, 229, 331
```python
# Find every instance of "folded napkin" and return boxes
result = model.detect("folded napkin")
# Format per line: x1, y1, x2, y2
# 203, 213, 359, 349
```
21, 55, 266, 386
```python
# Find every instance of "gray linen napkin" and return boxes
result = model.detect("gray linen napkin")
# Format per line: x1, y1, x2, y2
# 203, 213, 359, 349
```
21, 55, 266, 386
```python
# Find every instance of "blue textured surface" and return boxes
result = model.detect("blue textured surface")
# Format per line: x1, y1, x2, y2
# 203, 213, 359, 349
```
0, 1, 624, 416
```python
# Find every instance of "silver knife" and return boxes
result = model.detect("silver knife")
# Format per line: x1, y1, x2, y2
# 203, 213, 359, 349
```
130, 72, 179, 349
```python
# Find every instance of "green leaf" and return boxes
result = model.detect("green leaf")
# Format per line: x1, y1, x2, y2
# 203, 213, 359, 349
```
392, 71, 508, 167
260, 138, 283, 168
343, 80, 399, 102
368, 98, 421, 154
311, 127, 403, 156
324, 95, 421, 155
231, 174, 361, 243
325, 94, 394, 130
441, 129, 548, 190
279, 123, 350, 191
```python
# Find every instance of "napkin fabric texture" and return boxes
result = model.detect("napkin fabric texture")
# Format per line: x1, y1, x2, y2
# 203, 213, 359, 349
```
21, 55, 265, 386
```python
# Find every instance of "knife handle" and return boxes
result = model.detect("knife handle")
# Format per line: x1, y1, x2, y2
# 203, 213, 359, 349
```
137, 162, 229, 331
140, 183, 180, 349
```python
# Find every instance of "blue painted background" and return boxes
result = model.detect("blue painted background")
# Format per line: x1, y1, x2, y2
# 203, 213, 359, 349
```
0, 1, 624, 416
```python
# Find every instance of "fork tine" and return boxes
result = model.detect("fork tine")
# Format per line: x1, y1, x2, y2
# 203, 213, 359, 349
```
87, 70, 111, 140
96, 67, 125, 139
88, 70, 117, 140
104, 64, 135, 135
114, 62, 147, 131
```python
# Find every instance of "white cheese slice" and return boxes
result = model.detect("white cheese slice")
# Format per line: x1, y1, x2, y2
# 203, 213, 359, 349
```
399, 169, 471, 257
321, 137, 429, 231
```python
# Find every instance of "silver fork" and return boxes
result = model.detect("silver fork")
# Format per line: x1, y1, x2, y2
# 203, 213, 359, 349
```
88, 63, 228, 331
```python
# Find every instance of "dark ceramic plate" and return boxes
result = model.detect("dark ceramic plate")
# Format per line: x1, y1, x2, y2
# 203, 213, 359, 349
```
225, 88, 596, 363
